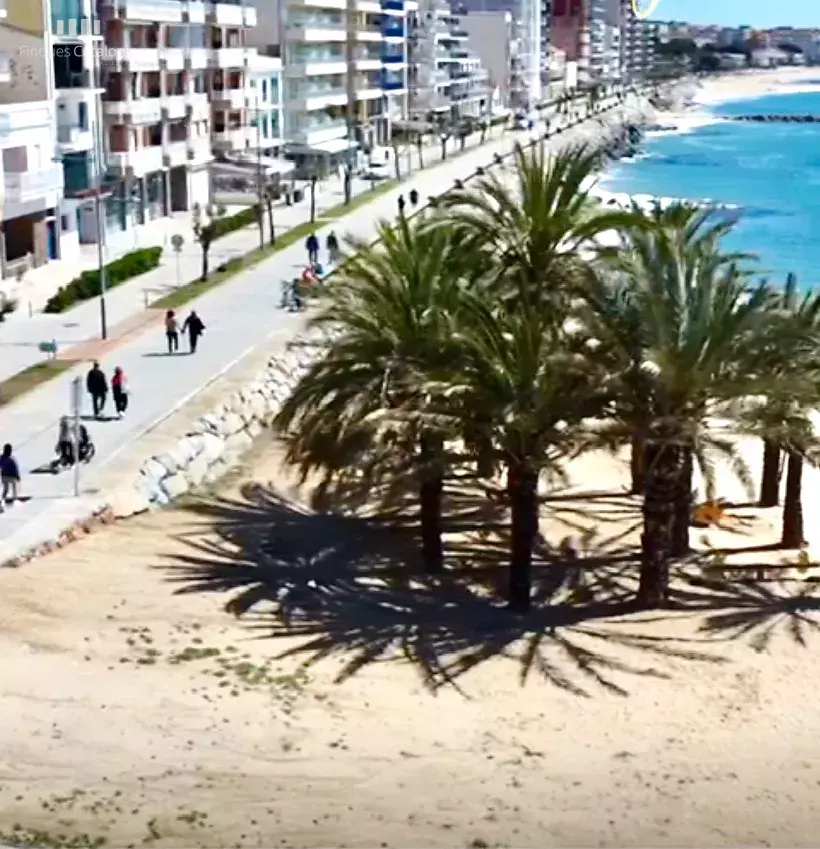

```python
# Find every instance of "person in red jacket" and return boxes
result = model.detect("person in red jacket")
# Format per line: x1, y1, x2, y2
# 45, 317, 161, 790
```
112, 367, 129, 418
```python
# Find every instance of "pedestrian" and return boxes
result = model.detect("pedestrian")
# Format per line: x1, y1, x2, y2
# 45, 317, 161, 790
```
0, 443, 20, 508
397, 194, 406, 217
165, 309, 179, 354
56, 416, 75, 467
326, 230, 340, 265
409, 188, 419, 208
181, 309, 205, 354
305, 232, 319, 266
86, 360, 108, 419
112, 367, 128, 418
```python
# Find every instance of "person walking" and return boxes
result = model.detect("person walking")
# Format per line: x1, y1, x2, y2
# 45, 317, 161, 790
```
326, 230, 340, 265
182, 310, 205, 354
305, 232, 319, 266
86, 361, 108, 419
0, 443, 20, 509
165, 309, 179, 354
409, 188, 419, 208
112, 367, 128, 418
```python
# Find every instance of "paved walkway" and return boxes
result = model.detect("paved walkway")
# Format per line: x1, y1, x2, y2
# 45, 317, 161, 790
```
0, 124, 516, 384
0, 98, 631, 562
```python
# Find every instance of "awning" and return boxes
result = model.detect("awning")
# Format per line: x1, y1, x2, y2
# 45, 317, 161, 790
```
219, 155, 295, 176
312, 138, 359, 154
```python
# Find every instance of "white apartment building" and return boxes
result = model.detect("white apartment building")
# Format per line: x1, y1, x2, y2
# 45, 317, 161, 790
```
247, 53, 285, 156
0, 0, 70, 280
252, 0, 412, 171
51, 0, 256, 250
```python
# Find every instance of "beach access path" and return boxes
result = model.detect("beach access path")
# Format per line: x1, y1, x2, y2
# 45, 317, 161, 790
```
0, 95, 635, 564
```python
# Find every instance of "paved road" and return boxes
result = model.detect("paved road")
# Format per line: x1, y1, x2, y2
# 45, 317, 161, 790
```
0, 100, 630, 561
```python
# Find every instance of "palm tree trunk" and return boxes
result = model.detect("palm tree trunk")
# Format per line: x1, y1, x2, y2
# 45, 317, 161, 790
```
419, 433, 444, 574
781, 450, 804, 548
670, 447, 693, 558
638, 441, 682, 607
759, 440, 781, 507
629, 433, 645, 494
508, 460, 539, 613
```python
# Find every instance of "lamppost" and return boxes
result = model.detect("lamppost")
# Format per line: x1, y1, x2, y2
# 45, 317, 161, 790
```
92, 53, 108, 340
254, 84, 264, 250
309, 174, 317, 223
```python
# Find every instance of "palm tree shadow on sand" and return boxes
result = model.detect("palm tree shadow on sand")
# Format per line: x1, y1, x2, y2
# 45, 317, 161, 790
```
158, 483, 820, 695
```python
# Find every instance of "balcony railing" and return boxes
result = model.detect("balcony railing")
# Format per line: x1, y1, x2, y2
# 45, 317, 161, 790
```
382, 0, 403, 9
290, 85, 347, 101
4, 165, 64, 200
382, 78, 404, 90
382, 23, 403, 37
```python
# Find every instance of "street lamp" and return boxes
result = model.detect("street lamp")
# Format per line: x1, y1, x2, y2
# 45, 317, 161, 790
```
91, 55, 108, 340
254, 85, 264, 250
309, 174, 317, 223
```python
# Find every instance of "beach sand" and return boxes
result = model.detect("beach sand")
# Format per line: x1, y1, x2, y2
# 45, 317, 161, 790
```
2, 429, 820, 848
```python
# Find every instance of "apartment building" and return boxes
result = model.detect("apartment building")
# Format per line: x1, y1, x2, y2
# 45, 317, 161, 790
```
549, 0, 588, 85
459, 0, 543, 110
251, 0, 411, 173
587, 0, 620, 85
620, 0, 656, 83
0, 0, 69, 281
247, 53, 284, 156
51, 0, 256, 251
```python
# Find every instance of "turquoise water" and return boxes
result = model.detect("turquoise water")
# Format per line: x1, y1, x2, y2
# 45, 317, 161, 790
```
602, 89, 820, 289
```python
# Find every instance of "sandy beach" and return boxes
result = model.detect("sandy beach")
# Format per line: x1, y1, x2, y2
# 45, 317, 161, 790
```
2, 424, 820, 848
656, 66, 820, 134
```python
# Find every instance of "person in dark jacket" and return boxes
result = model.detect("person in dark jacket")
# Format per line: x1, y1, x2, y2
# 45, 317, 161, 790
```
0, 443, 20, 508
181, 310, 205, 354
409, 188, 419, 208
326, 230, 340, 265
86, 361, 108, 419
306, 232, 319, 266
112, 367, 128, 418
397, 194, 406, 216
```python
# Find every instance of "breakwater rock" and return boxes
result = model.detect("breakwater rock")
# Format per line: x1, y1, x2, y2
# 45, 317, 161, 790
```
110, 331, 331, 518
731, 114, 820, 123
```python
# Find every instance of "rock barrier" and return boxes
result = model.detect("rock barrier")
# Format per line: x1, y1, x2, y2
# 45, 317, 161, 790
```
110, 331, 331, 519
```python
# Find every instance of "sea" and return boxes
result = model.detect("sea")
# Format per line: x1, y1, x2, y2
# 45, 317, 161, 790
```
601, 88, 820, 290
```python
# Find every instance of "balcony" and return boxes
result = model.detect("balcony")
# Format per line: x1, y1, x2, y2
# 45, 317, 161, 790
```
382, 23, 403, 38
51, 14, 100, 37
212, 126, 250, 150
357, 26, 382, 42
382, 0, 404, 10
185, 47, 209, 69
289, 85, 347, 110
119, 0, 184, 22
109, 145, 164, 176
357, 57, 382, 70
110, 47, 161, 70
382, 51, 404, 64
56, 124, 95, 151
382, 78, 404, 90
356, 87, 382, 100
159, 46, 186, 70
286, 17, 346, 41
212, 87, 247, 109
187, 137, 212, 166
287, 119, 347, 146
186, 92, 211, 119
209, 47, 248, 67
162, 93, 188, 119
106, 97, 163, 123
163, 140, 188, 167
4, 165, 64, 202
210, 2, 256, 27
187, 1, 206, 22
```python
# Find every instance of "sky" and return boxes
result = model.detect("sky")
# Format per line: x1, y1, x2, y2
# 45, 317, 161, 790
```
653, 0, 820, 28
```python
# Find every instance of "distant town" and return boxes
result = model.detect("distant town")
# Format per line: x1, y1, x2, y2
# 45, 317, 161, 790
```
652, 21, 819, 69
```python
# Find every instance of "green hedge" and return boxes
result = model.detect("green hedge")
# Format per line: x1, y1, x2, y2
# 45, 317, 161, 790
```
208, 205, 261, 241
44, 246, 164, 314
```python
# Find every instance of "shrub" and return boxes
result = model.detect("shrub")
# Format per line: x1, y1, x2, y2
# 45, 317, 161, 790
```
44, 246, 163, 313
209, 205, 260, 241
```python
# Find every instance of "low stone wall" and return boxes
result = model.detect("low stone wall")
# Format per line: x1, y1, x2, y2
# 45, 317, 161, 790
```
111, 333, 328, 518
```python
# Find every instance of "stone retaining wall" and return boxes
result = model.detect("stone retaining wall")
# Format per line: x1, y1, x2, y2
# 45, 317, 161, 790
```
111, 333, 328, 518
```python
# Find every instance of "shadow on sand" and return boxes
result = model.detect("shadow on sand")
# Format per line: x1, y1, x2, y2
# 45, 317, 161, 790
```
158, 483, 820, 695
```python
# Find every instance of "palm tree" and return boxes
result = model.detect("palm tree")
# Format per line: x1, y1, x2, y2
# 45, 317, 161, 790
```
736, 276, 820, 547
587, 211, 778, 606
273, 215, 470, 574
440, 143, 639, 314
433, 296, 606, 612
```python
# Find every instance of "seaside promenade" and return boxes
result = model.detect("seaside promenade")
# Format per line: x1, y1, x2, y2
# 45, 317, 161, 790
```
0, 94, 640, 565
